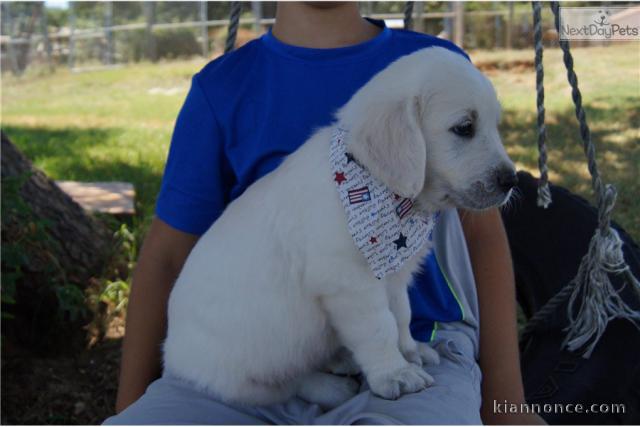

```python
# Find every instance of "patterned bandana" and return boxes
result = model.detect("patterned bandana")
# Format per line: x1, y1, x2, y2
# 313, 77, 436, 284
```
329, 127, 439, 280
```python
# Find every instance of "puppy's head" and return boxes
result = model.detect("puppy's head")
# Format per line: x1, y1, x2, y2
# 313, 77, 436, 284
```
338, 46, 516, 213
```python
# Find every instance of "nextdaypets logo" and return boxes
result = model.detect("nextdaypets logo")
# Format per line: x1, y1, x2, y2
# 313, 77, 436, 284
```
559, 7, 640, 41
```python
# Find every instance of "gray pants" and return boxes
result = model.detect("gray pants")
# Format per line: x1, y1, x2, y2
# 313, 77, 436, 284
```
104, 329, 482, 425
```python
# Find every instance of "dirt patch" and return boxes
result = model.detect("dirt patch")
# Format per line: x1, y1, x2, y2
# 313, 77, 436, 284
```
476, 59, 535, 74
1, 338, 121, 425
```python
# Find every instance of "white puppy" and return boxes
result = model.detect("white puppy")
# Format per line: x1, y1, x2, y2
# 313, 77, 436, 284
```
163, 46, 516, 408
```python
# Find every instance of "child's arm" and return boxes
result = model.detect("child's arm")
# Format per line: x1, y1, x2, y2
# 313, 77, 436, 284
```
115, 218, 198, 413
460, 208, 546, 425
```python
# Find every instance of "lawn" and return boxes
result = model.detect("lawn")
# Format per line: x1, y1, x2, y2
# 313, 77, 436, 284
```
2, 45, 638, 242
472, 45, 639, 241
2, 59, 202, 231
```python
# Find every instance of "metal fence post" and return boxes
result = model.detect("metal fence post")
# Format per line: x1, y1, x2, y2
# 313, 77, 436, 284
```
40, 2, 54, 71
68, 2, 76, 69
144, 1, 157, 62
252, 1, 262, 35
507, 2, 514, 49
453, 1, 464, 48
104, 1, 114, 64
200, 1, 208, 58
414, 1, 424, 33
493, 1, 502, 48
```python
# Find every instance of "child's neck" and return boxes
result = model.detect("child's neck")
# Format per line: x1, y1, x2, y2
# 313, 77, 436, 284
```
272, 3, 381, 49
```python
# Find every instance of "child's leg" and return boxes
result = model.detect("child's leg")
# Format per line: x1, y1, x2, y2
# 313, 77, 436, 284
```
102, 375, 270, 425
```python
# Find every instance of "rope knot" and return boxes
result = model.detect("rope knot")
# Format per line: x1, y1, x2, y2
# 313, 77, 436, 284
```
564, 225, 640, 358
594, 227, 627, 273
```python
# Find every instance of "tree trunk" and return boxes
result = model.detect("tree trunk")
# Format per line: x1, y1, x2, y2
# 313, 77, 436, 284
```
1, 131, 114, 354
2, 131, 113, 279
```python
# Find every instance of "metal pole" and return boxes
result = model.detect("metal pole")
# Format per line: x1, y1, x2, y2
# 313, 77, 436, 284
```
443, 2, 453, 40
104, 1, 113, 64
507, 2, 514, 50
251, 1, 262, 35
68, 1, 76, 69
200, 1, 208, 57
493, 2, 501, 48
40, 2, 54, 71
144, 1, 157, 62
414, 1, 424, 33
453, 1, 464, 48
3, 3, 17, 75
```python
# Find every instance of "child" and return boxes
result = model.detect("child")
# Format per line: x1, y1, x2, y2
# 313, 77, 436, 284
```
106, 2, 544, 424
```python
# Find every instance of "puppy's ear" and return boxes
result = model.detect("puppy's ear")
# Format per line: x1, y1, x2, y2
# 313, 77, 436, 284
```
347, 96, 426, 199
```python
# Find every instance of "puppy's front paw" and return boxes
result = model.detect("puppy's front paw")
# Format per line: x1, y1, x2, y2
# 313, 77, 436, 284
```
402, 348, 423, 366
368, 364, 434, 400
416, 341, 440, 366
401, 340, 441, 367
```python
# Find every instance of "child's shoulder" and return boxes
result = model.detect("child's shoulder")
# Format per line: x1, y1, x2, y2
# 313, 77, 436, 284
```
192, 38, 264, 102
198, 39, 262, 81
390, 29, 470, 61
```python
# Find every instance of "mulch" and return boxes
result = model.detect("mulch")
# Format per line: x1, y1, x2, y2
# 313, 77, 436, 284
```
1, 338, 121, 425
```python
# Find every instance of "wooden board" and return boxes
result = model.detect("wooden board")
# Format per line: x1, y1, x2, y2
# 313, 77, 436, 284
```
55, 181, 135, 215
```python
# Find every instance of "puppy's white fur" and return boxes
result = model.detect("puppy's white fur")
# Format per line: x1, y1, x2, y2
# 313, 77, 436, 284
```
163, 47, 515, 406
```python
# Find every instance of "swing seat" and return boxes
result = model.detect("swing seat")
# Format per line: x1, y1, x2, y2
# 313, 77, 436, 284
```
501, 171, 640, 424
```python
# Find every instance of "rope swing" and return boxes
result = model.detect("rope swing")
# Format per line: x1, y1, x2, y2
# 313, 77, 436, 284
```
525, 1, 640, 358
224, 1, 242, 54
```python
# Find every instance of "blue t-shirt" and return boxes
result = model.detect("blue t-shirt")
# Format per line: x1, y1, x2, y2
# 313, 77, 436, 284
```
156, 21, 470, 342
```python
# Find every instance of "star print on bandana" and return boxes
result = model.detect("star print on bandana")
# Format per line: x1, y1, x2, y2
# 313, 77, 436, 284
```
329, 127, 439, 280
345, 152, 356, 164
393, 233, 407, 250
334, 172, 346, 185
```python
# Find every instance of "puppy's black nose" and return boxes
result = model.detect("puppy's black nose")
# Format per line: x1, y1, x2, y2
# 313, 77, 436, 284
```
497, 169, 518, 192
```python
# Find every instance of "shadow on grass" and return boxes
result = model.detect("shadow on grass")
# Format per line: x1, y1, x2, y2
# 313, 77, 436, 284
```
1, 125, 164, 224
500, 98, 639, 241
2, 97, 637, 240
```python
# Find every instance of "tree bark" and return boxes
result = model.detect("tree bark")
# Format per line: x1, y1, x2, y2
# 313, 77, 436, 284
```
2, 131, 115, 354
1, 131, 113, 281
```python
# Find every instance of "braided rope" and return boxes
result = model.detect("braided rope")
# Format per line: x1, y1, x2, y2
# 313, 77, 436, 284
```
404, 1, 415, 31
224, 1, 242, 54
550, 2, 606, 209
523, 2, 640, 358
520, 281, 574, 339
532, 2, 552, 208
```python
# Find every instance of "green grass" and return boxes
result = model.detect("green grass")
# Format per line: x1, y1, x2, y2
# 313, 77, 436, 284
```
2, 45, 638, 242
2, 59, 206, 230
471, 45, 639, 240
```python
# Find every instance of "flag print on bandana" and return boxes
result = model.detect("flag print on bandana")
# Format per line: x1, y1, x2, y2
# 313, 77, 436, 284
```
348, 187, 371, 204
329, 127, 439, 280
395, 198, 413, 219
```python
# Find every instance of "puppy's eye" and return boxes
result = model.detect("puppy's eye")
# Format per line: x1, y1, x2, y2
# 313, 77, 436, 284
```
450, 122, 474, 138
